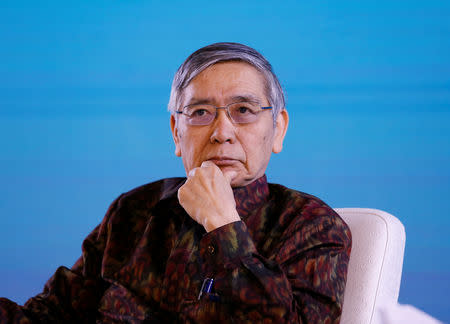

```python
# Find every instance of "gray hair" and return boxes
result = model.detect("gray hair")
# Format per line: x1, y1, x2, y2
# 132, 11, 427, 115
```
167, 42, 285, 121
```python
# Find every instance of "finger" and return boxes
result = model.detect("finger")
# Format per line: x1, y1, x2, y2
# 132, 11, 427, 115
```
177, 184, 184, 201
200, 160, 216, 168
188, 168, 197, 177
223, 170, 238, 184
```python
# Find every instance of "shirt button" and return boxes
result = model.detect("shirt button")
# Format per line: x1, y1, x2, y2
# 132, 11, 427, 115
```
207, 245, 215, 255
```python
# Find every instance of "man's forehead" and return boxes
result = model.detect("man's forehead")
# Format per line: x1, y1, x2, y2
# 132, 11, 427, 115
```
180, 62, 267, 107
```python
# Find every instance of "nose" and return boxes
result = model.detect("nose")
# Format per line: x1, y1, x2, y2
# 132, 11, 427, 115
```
209, 109, 236, 144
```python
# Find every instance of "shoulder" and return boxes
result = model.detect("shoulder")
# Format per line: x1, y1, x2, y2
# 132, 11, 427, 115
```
269, 182, 351, 245
96, 177, 187, 240
98, 177, 186, 231
269, 182, 336, 217
116, 177, 186, 208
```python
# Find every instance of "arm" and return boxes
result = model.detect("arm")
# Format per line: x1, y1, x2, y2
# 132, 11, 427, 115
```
178, 163, 351, 323
195, 214, 351, 323
0, 197, 120, 324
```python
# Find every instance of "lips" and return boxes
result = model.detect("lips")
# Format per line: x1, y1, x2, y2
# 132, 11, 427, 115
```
207, 156, 239, 166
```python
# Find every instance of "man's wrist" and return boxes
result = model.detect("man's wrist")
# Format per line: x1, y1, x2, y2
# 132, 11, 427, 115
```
204, 210, 241, 232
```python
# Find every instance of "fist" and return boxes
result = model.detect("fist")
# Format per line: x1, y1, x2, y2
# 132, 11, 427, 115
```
178, 161, 241, 232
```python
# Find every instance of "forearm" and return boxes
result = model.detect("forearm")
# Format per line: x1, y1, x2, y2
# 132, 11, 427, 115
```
195, 221, 350, 323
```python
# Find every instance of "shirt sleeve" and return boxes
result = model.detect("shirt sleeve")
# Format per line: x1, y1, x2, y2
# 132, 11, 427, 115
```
195, 207, 352, 323
0, 196, 121, 324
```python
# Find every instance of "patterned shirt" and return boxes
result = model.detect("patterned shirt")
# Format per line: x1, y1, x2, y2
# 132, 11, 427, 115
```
0, 175, 351, 323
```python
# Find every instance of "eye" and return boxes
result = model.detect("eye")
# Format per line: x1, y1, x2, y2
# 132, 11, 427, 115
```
235, 104, 258, 115
192, 109, 208, 116
237, 106, 250, 114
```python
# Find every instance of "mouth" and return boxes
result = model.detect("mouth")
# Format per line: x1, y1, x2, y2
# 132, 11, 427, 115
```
207, 156, 239, 166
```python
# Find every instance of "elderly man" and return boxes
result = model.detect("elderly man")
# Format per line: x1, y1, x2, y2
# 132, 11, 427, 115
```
0, 42, 351, 323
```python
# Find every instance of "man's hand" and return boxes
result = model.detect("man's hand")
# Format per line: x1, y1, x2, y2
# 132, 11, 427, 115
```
178, 161, 241, 232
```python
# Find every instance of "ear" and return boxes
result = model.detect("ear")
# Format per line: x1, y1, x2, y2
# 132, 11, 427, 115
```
272, 109, 289, 154
170, 115, 182, 157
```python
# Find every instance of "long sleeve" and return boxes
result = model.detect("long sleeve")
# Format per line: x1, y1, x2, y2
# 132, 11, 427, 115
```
184, 198, 352, 323
1, 176, 352, 324
0, 196, 121, 324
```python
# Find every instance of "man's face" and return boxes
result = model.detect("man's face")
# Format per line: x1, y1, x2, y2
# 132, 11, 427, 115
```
170, 61, 288, 187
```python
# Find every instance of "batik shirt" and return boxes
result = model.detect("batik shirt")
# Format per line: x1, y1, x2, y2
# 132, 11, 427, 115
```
0, 175, 351, 323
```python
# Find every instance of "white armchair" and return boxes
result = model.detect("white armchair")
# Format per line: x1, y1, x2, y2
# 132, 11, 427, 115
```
334, 208, 406, 324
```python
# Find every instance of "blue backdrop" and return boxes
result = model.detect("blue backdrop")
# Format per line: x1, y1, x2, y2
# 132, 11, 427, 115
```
1, 1, 449, 321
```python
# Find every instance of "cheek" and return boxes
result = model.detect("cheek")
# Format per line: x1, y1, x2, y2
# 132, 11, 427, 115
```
244, 133, 273, 163
180, 130, 207, 160
260, 128, 274, 150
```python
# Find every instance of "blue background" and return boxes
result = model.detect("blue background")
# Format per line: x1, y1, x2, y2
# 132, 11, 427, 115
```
0, 1, 449, 321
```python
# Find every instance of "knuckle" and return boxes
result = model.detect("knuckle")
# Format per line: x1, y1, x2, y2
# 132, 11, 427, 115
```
196, 167, 207, 177
178, 185, 187, 197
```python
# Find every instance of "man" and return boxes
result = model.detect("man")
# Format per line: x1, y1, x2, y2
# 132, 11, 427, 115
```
0, 42, 351, 323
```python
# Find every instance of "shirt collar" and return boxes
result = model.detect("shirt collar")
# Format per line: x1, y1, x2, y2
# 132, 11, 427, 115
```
232, 174, 270, 219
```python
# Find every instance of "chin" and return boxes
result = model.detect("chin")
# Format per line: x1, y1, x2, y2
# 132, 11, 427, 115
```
230, 176, 256, 188
226, 173, 243, 187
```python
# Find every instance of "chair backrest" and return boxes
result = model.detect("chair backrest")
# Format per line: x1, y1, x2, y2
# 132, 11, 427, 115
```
334, 208, 406, 324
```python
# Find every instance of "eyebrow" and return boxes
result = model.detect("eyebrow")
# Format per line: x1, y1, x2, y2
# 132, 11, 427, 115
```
185, 98, 214, 106
185, 94, 262, 107
230, 95, 261, 104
